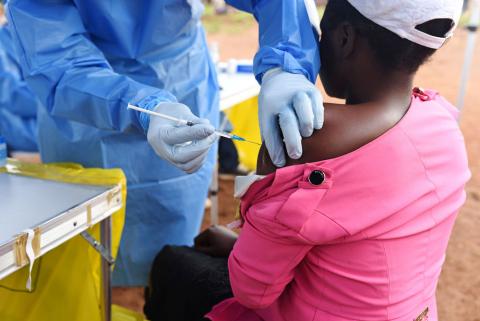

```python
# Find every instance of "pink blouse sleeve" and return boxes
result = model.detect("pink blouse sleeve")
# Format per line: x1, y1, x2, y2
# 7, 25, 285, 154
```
228, 186, 348, 309
228, 215, 312, 309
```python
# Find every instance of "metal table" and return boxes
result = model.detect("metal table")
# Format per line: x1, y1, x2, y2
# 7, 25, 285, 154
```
0, 172, 122, 321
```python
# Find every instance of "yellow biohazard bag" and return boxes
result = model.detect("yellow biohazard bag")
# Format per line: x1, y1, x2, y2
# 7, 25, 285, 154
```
0, 159, 126, 321
223, 96, 261, 170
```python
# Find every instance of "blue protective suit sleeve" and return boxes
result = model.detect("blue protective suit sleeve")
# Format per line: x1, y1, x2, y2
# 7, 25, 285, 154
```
0, 26, 39, 118
0, 109, 38, 152
225, 0, 320, 83
6, 0, 177, 133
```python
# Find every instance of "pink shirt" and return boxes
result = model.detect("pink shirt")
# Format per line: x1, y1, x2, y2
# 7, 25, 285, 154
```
206, 90, 470, 321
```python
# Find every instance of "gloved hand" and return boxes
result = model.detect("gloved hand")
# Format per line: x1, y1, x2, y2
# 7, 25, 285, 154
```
259, 68, 324, 167
147, 103, 217, 173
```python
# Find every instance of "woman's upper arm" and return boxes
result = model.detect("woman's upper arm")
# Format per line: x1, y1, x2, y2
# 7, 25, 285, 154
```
256, 144, 277, 175
228, 214, 313, 309
256, 102, 384, 169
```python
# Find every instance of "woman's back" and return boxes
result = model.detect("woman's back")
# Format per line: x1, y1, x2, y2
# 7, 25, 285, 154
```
287, 89, 469, 320
215, 89, 470, 321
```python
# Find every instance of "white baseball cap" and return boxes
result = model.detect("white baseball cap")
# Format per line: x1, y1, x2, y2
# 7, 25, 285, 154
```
346, 0, 464, 49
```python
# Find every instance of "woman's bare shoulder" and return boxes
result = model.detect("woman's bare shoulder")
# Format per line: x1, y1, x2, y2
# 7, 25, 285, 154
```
257, 101, 397, 175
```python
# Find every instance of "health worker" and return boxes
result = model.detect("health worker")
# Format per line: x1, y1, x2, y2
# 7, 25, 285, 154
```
0, 16, 39, 152
5, 0, 323, 286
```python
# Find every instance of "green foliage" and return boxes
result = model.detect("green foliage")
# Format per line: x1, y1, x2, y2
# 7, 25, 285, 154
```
202, 4, 256, 34
201, 3, 326, 35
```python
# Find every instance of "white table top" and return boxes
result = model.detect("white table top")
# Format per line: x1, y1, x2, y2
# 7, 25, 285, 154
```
0, 173, 109, 245
219, 72, 260, 111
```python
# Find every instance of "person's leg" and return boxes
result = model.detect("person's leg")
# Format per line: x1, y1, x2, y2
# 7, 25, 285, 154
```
144, 246, 233, 321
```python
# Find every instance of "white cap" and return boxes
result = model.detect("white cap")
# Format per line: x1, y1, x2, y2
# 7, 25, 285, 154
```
347, 0, 464, 49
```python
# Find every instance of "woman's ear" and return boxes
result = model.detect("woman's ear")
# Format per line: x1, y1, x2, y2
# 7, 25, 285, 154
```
338, 22, 356, 59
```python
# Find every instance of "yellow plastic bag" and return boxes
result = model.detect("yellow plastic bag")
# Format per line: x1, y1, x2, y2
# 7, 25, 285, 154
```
223, 96, 261, 171
112, 304, 145, 321
0, 159, 126, 321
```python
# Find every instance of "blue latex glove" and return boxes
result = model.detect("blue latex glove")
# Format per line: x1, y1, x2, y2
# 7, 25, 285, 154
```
259, 68, 324, 167
147, 103, 217, 174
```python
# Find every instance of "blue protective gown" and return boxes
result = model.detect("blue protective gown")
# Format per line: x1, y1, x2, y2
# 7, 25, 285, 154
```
6, 0, 319, 286
0, 25, 39, 152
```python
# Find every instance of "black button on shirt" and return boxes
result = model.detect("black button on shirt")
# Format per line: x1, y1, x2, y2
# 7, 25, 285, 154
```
308, 170, 325, 185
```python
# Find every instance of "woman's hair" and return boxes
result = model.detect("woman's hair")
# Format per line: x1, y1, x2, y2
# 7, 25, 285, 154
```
323, 0, 455, 73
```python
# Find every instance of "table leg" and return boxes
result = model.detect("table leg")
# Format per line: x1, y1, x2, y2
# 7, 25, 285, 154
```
208, 113, 230, 226
100, 217, 112, 321
210, 163, 219, 226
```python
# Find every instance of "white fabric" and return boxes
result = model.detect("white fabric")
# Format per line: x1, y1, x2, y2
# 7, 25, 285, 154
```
234, 174, 265, 199
23, 229, 35, 291
347, 0, 463, 49
226, 174, 266, 230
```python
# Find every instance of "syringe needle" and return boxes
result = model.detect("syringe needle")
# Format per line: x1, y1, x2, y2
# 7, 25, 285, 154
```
243, 139, 261, 146
223, 133, 261, 146
129, 103, 261, 145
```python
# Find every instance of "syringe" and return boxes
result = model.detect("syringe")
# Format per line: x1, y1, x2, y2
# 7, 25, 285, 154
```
128, 104, 261, 146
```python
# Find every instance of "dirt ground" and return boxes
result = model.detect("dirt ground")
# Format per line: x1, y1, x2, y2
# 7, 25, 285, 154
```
113, 19, 480, 321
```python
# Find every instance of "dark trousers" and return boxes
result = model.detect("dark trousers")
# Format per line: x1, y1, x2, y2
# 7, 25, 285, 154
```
144, 246, 233, 321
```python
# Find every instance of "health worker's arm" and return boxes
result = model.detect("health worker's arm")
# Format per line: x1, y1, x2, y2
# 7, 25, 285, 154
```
225, 0, 320, 83
5, 0, 175, 133
224, 0, 323, 168
0, 27, 40, 118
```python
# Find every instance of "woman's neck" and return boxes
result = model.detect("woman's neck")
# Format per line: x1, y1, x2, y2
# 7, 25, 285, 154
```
345, 70, 415, 110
